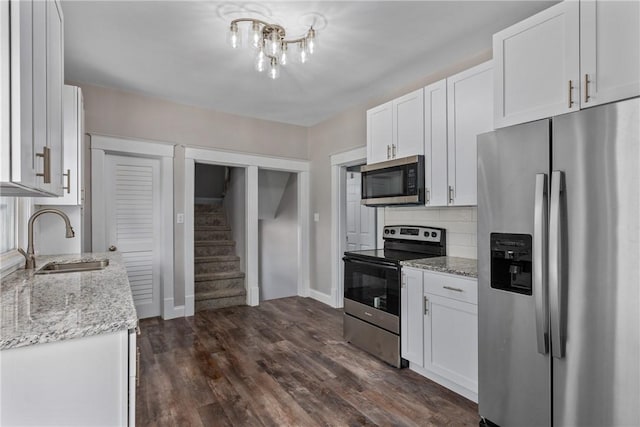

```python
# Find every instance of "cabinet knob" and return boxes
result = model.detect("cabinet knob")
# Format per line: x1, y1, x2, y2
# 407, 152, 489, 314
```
108, 245, 117, 252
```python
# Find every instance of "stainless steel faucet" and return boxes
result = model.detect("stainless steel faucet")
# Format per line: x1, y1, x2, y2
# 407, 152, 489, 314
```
18, 208, 75, 270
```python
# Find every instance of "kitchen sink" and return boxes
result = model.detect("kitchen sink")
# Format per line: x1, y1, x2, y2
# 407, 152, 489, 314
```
35, 259, 110, 275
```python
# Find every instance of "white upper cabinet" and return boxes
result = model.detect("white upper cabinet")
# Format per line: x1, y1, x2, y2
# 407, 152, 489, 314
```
401, 267, 425, 367
35, 86, 84, 206
580, 0, 640, 108
423, 79, 448, 207
493, 1, 580, 129
367, 89, 424, 164
494, 0, 639, 128
447, 61, 493, 206
367, 101, 393, 164
0, 0, 64, 197
393, 88, 425, 159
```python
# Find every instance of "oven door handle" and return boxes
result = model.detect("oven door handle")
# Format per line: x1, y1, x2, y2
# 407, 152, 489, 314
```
343, 257, 399, 271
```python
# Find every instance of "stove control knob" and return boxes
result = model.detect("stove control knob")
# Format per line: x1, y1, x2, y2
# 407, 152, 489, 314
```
390, 229, 396, 235
384, 229, 390, 234
424, 232, 429, 237
431, 232, 437, 238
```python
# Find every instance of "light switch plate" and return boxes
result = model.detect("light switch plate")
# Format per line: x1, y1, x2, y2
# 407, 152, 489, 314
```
176, 213, 184, 224
314, 213, 320, 222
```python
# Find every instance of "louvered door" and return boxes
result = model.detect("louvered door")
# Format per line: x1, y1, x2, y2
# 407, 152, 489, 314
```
105, 154, 161, 318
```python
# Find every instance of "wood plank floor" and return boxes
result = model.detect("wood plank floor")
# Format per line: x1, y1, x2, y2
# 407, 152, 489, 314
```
136, 296, 479, 426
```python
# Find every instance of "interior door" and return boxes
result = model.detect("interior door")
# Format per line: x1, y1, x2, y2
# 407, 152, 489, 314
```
104, 154, 161, 319
346, 171, 376, 251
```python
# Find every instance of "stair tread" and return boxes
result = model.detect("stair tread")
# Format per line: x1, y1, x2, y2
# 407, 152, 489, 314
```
195, 240, 236, 246
194, 226, 231, 231
195, 255, 240, 262
195, 271, 245, 281
195, 287, 246, 301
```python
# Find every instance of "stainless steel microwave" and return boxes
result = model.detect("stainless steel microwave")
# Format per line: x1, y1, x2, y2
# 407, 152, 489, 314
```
361, 155, 425, 206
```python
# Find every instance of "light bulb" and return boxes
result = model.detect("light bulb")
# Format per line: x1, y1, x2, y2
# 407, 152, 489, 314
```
280, 42, 288, 66
269, 57, 279, 80
306, 27, 317, 55
227, 22, 241, 49
265, 31, 281, 57
255, 49, 266, 72
250, 21, 261, 49
299, 39, 308, 64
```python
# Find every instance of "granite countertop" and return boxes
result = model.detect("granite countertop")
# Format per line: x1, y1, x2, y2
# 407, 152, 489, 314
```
401, 256, 478, 278
0, 252, 138, 350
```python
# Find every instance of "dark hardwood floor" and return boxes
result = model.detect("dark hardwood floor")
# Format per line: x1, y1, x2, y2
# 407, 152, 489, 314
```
136, 297, 478, 426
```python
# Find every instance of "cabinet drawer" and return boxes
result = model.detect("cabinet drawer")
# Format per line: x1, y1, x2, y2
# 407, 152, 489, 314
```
423, 271, 477, 304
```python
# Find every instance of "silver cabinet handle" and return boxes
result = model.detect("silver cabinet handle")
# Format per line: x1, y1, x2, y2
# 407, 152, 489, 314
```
568, 80, 574, 108
63, 169, 71, 194
549, 170, 565, 359
424, 296, 429, 315
36, 147, 51, 183
387, 145, 391, 159
108, 245, 117, 252
392, 144, 396, 158
448, 186, 454, 204
534, 173, 549, 354
584, 74, 591, 103
425, 188, 430, 204
443, 286, 463, 292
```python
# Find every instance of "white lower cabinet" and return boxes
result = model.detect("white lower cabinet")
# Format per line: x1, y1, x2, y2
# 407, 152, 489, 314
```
0, 329, 137, 426
401, 267, 478, 402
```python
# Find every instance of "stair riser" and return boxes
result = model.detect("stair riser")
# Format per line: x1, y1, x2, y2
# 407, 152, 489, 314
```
196, 295, 246, 312
194, 205, 223, 213
195, 278, 245, 293
195, 216, 227, 226
195, 231, 232, 241
194, 245, 236, 257
195, 260, 240, 274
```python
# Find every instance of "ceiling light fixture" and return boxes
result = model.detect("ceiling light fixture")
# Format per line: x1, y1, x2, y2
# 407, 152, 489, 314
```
227, 18, 317, 79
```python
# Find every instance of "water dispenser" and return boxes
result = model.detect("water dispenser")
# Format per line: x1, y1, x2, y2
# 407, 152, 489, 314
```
490, 233, 532, 295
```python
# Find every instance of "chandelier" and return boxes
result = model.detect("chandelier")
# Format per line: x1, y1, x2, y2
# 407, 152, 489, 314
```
227, 18, 317, 79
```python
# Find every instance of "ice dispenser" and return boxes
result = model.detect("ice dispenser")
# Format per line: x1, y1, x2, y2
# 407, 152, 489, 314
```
490, 233, 532, 295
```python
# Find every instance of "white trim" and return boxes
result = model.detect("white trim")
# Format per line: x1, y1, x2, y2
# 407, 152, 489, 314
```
182, 146, 311, 314
246, 165, 259, 306
185, 146, 309, 172
309, 289, 334, 307
162, 299, 185, 320
410, 363, 478, 403
90, 134, 175, 158
91, 136, 175, 320
184, 159, 195, 317
330, 146, 368, 308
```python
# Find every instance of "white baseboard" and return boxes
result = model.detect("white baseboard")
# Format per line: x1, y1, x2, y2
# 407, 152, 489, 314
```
248, 286, 260, 306
309, 289, 334, 307
162, 298, 185, 320
409, 363, 478, 403
184, 295, 195, 317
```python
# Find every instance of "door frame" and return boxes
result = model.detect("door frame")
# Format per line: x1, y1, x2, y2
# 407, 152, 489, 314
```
91, 134, 175, 319
184, 147, 310, 312
330, 146, 385, 308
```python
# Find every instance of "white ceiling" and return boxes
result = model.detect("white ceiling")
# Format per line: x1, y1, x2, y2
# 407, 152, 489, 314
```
62, 1, 557, 127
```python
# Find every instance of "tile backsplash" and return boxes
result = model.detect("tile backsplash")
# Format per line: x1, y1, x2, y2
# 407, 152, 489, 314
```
385, 206, 477, 259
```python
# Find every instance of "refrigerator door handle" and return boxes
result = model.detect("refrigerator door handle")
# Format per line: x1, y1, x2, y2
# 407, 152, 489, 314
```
534, 173, 549, 355
549, 170, 566, 359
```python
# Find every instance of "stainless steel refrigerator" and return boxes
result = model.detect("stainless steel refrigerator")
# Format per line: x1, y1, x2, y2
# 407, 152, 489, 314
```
477, 97, 639, 426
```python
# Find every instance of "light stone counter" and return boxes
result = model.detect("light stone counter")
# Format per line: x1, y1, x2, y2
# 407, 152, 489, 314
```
401, 256, 478, 278
0, 252, 138, 350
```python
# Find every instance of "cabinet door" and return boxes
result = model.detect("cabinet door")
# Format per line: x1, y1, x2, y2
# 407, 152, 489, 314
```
32, 0, 50, 192
393, 88, 424, 159
423, 79, 448, 207
424, 293, 478, 393
493, 1, 580, 128
46, 0, 64, 196
36, 86, 82, 205
366, 101, 393, 164
447, 61, 493, 206
580, 0, 640, 108
401, 268, 424, 366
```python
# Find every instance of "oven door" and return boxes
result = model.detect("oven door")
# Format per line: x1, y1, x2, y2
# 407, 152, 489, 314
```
343, 256, 400, 316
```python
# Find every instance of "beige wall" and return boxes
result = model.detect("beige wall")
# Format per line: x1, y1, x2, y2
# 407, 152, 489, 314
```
307, 49, 491, 295
76, 83, 308, 307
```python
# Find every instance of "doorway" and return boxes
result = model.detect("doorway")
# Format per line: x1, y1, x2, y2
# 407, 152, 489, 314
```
345, 165, 376, 251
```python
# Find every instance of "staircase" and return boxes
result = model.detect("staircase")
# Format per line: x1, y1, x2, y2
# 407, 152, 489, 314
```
194, 203, 246, 311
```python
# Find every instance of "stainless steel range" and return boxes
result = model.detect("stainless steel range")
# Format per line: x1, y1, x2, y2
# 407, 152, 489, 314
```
343, 225, 446, 367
